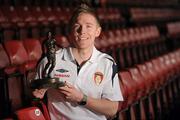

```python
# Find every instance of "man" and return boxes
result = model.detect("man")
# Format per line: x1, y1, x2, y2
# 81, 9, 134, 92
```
33, 4, 123, 120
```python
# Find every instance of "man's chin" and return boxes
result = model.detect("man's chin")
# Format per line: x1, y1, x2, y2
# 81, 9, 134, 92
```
77, 44, 91, 49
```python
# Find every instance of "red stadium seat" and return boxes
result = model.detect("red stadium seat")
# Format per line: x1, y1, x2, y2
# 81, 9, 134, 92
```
55, 35, 70, 48
128, 68, 146, 99
15, 6, 38, 39
3, 40, 29, 112
95, 31, 107, 52
15, 6, 37, 26
4, 40, 28, 67
15, 107, 46, 120
118, 70, 138, 120
0, 8, 15, 42
0, 8, 8, 26
0, 8, 11, 41
0, 44, 10, 69
0, 44, 10, 117
30, 6, 48, 25
128, 67, 154, 120
29, 6, 50, 37
22, 39, 42, 100
1, 6, 24, 27
31, 100, 51, 120
41, 7, 60, 25
136, 63, 157, 119
162, 54, 176, 108
23, 38, 42, 63
1, 6, 26, 40
52, 7, 66, 23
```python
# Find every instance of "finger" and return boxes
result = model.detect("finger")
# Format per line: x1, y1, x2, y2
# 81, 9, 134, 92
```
33, 90, 40, 96
40, 89, 46, 93
34, 89, 39, 92
65, 96, 71, 99
39, 91, 45, 95
60, 90, 70, 96
59, 86, 70, 91
65, 82, 73, 88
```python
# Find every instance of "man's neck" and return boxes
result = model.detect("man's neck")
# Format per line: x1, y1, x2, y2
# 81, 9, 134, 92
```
72, 47, 93, 66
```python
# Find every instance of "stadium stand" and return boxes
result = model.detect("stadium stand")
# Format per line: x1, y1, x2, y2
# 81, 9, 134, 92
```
0, 0, 180, 119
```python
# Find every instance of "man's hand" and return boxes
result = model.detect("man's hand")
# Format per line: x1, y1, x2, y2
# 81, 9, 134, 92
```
59, 82, 83, 103
32, 88, 47, 99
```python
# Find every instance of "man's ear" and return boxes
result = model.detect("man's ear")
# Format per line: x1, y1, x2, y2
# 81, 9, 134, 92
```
95, 27, 101, 37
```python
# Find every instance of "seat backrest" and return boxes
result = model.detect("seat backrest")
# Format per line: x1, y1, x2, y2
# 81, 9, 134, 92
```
32, 100, 51, 120
136, 64, 152, 92
145, 60, 161, 88
0, 44, 10, 69
41, 7, 58, 22
152, 58, 167, 86
30, 6, 46, 22
0, 8, 8, 23
128, 67, 145, 97
1, 6, 23, 23
55, 35, 70, 48
16, 107, 46, 120
118, 70, 137, 104
16, 6, 36, 22
4, 40, 28, 66
23, 39, 42, 61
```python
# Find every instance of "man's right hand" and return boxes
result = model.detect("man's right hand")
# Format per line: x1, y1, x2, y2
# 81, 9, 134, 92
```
32, 89, 47, 99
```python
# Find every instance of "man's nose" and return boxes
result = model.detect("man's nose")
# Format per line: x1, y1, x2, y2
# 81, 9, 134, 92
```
78, 26, 86, 34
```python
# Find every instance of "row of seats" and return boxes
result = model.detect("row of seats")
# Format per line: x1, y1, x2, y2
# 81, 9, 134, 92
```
2, 6, 180, 30
130, 8, 180, 24
117, 48, 180, 120
106, 0, 179, 6
97, 7, 124, 23
0, 0, 178, 7
0, 6, 123, 29
0, 6, 70, 26
167, 21, 180, 39
4, 47, 180, 120
1, 5, 180, 42
95, 25, 167, 68
166, 21, 180, 49
0, 6, 71, 40
0, 6, 123, 41
0, 39, 43, 118
0, 24, 168, 70
0, 34, 71, 118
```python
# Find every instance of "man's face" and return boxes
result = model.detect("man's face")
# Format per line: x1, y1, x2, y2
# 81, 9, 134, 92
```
71, 13, 101, 49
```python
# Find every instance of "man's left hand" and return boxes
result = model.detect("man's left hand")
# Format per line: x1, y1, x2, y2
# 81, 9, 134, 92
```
59, 82, 83, 103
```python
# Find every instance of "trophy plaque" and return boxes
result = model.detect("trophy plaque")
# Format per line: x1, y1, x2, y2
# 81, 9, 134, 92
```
30, 77, 65, 89
30, 31, 65, 89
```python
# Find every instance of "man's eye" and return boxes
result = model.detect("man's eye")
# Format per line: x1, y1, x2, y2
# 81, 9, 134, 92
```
87, 25, 92, 28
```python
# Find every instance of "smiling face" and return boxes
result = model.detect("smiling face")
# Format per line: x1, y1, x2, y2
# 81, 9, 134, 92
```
71, 13, 101, 49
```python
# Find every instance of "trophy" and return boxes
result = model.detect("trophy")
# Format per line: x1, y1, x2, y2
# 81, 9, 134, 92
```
30, 31, 65, 89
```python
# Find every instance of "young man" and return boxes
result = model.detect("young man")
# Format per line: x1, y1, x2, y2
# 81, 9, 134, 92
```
33, 4, 123, 120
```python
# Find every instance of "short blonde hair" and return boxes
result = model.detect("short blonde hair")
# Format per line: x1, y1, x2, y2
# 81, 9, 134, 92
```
69, 3, 101, 32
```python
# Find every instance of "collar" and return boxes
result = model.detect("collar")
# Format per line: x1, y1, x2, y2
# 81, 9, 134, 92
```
88, 46, 100, 63
62, 47, 100, 63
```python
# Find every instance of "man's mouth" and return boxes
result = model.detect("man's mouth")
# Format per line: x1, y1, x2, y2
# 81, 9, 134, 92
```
78, 37, 88, 40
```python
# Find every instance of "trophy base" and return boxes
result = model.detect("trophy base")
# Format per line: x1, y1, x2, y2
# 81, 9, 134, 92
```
30, 77, 65, 89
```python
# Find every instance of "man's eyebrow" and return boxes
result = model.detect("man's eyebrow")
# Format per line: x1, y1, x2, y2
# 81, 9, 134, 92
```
86, 22, 94, 25
73, 22, 95, 26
